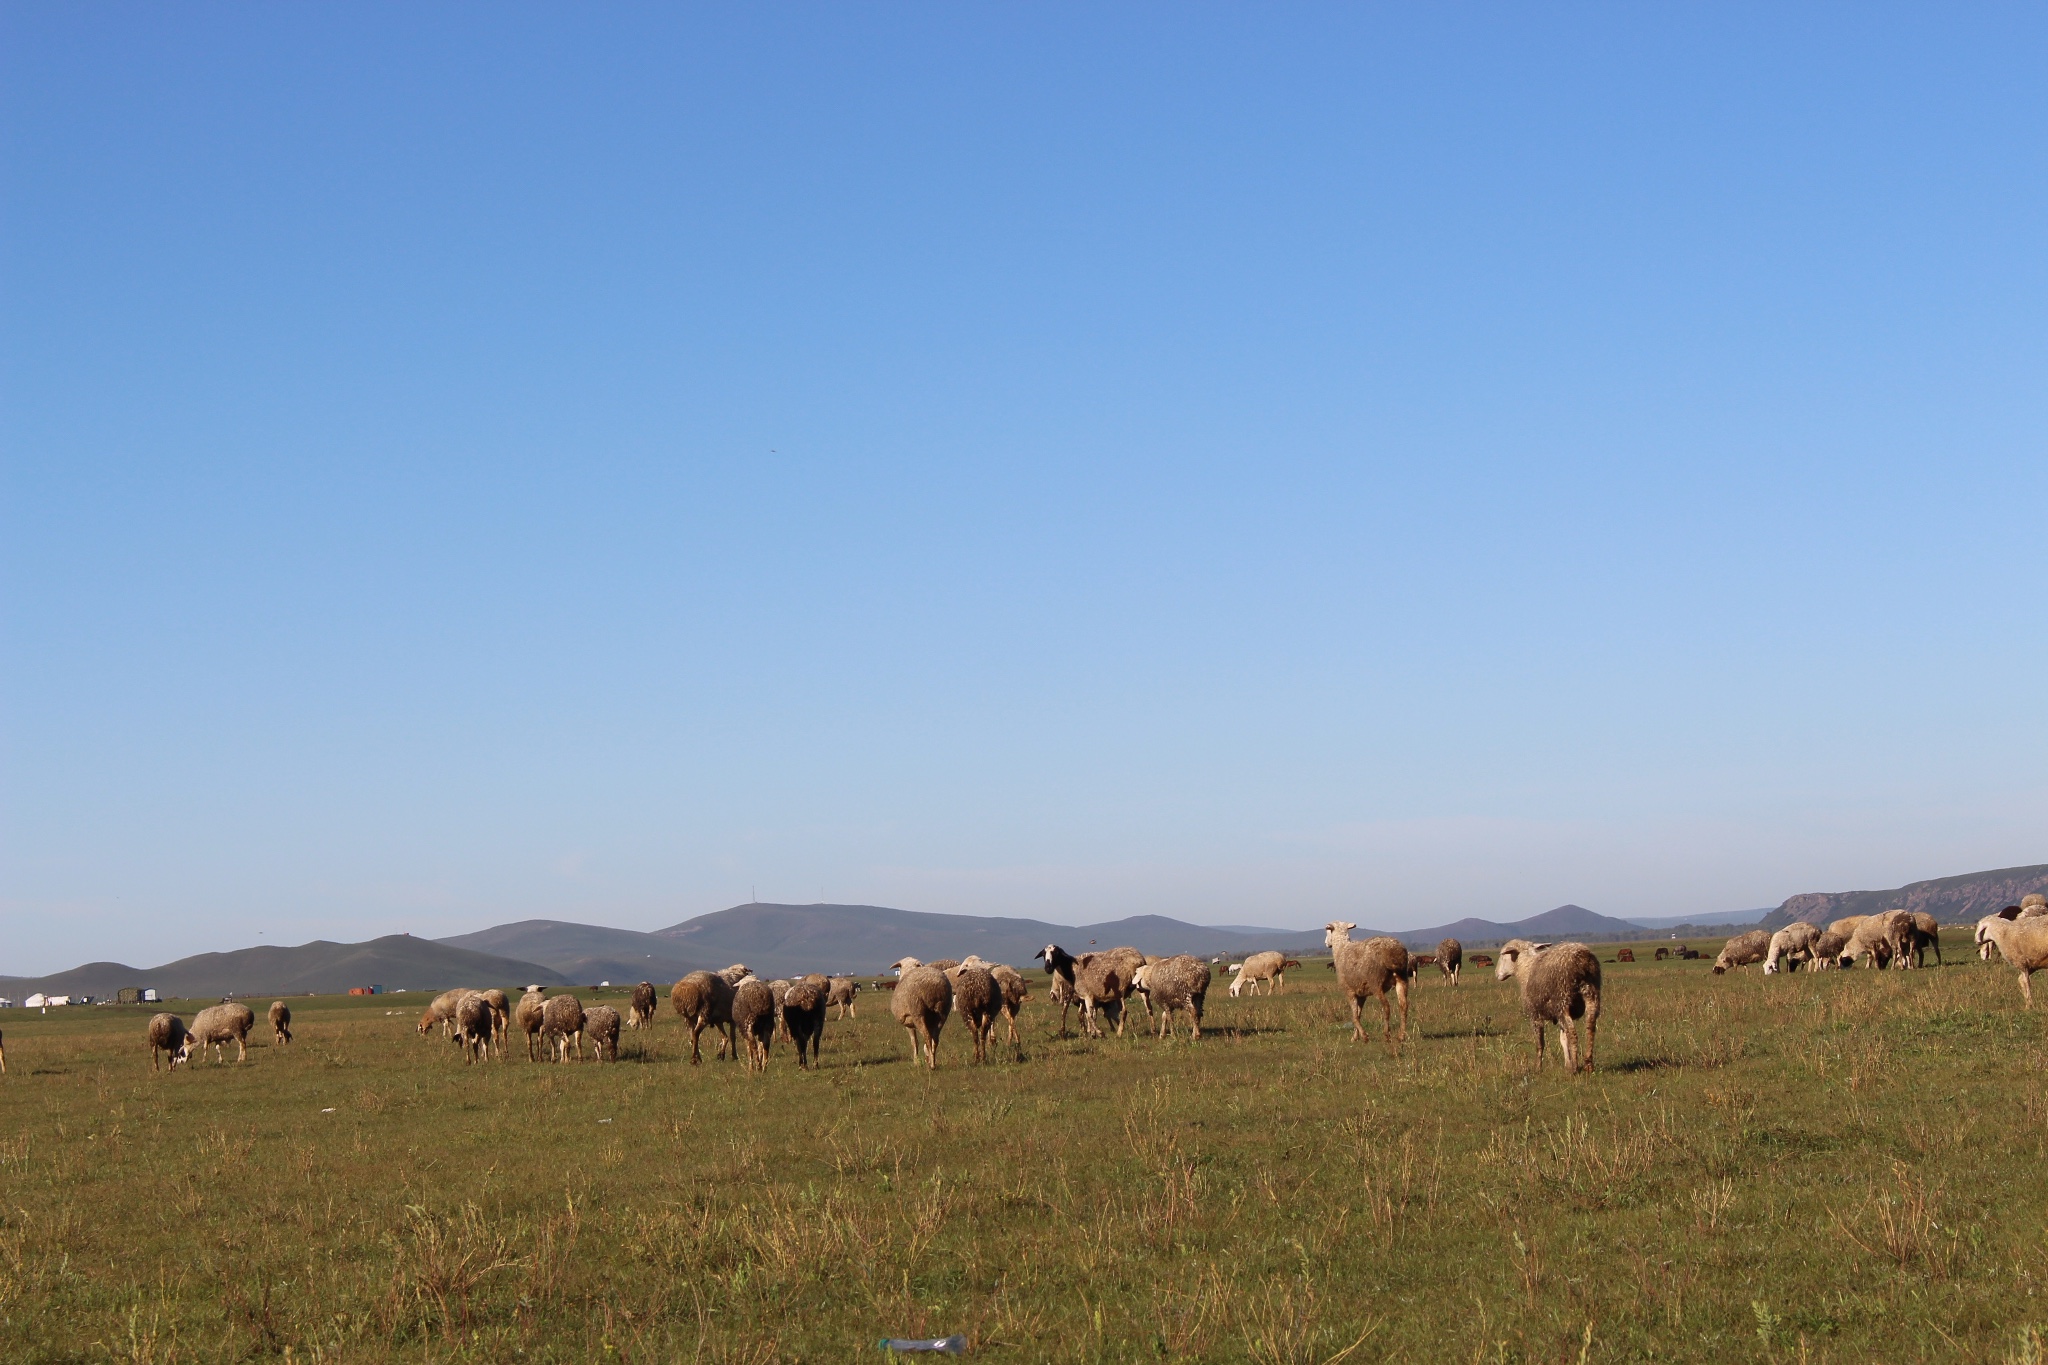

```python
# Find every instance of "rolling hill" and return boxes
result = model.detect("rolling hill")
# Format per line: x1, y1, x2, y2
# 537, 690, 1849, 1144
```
434, 920, 701, 985
0, 934, 571, 1001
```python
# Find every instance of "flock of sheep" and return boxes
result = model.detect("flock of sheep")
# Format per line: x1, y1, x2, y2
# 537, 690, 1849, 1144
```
125, 896, 2048, 1076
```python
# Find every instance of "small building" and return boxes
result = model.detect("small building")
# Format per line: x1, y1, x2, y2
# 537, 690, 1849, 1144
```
24, 994, 46, 1009
116, 987, 152, 1005
348, 985, 384, 996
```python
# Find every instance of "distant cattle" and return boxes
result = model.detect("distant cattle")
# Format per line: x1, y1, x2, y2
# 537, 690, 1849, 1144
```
1468, 953, 1493, 968
1616, 949, 1635, 963
1654, 947, 1670, 961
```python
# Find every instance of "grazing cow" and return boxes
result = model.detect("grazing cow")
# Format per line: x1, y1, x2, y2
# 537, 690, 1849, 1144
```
1616, 949, 1635, 963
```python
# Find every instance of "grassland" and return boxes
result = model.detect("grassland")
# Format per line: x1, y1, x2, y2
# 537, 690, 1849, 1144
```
0, 936, 2043, 1364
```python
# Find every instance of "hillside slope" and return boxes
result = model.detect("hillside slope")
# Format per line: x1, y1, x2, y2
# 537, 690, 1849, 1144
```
435, 920, 700, 984
0, 935, 571, 1001
1762, 863, 2048, 930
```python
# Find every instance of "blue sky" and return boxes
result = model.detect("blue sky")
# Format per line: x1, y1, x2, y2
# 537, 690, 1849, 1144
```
4, 6, 2045, 973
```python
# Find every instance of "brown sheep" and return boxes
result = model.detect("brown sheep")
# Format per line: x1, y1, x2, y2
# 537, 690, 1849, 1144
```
945, 963, 1002, 1064
889, 958, 953, 1069
987, 964, 1030, 1045
1324, 922, 1413, 1047
628, 981, 658, 1030
1975, 914, 2048, 1006
826, 976, 861, 1019
782, 980, 827, 1068
1437, 938, 1464, 984
1133, 955, 1211, 1039
268, 1001, 292, 1046
670, 971, 738, 1064
454, 992, 495, 1064
1615, 948, 1636, 963
731, 978, 777, 1072
540, 994, 586, 1062
1907, 912, 1942, 967
1713, 930, 1772, 975
189, 1002, 257, 1064
1494, 940, 1602, 1072
516, 988, 548, 1060
1034, 944, 1137, 1038
583, 1005, 621, 1061
146, 1013, 191, 1071
1809, 927, 1851, 970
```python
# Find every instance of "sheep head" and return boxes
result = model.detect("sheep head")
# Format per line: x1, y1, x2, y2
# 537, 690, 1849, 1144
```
889, 957, 924, 976
1323, 921, 1356, 949
1494, 939, 1541, 982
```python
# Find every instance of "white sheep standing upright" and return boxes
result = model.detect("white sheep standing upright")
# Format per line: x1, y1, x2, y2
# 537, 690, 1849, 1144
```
1975, 913, 2048, 1007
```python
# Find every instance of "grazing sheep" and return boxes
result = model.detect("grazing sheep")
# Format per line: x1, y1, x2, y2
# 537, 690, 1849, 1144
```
1133, 955, 1212, 1039
1324, 923, 1413, 1047
189, 1002, 257, 1064
1034, 944, 1138, 1038
1825, 917, 1868, 956
670, 971, 738, 1064
1713, 930, 1772, 975
516, 988, 548, 1060
583, 1005, 622, 1061
889, 958, 953, 1069
479, 989, 511, 1045
417, 1008, 439, 1036
628, 981, 658, 1030
782, 980, 827, 1068
731, 978, 777, 1072
1906, 912, 1942, 967
1845, 911, 1912, 970
1228, 950, 1289, 998
1764, 922, 1822, 975
423, 988, 470, 1039
268, 1001, 292, 1045
540, 994, 586, 1062
1975, 914, 2048, 1006
1437, 938, 1463, 984
1809, 927, 1851, 970
454, 992, 495, 1064
826, 976, 861, 1019
945, 963, 1002, 1064
1494, 940, 1602, 1073
146, 1013, 191, 1071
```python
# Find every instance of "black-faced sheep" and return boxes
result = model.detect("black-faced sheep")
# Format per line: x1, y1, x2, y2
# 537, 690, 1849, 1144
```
1975, 913, 2048, 1006
670, 971, 738, 1064
1713, 930, 1772, 975
516, 988, 548, 1060
1133, 955, 1211, 1039
889, 958, 953, 1069
1494, 940, 1601, 1073
782, 980, 827, 1068
540, 994, 586, 1062
189, 1002, 257, 1064
1437, 938, 1463, 985
731, 978, 777, 1072
1324, 922, 1412, 1048
628, 981, 658, 1030
1763, 922, 1821, 975
268, 1001, 292, 1045
146, 1013, 191, 1071
1034, 944, 1137, 1038
583, 1005, 622, 1061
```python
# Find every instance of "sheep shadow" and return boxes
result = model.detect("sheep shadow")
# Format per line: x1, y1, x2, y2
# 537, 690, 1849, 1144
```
1604, 1056, 1683, 1074
1419, 1025, 1508, 1040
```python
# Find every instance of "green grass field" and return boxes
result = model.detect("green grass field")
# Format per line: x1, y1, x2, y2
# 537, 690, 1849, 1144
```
1, 938, 2043, 1364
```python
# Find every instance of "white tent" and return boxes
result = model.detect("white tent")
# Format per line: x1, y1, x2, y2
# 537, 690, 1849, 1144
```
24, 993, 47, 1009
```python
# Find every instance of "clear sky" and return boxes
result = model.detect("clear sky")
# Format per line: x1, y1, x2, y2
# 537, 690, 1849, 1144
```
5, 6, 2046, 974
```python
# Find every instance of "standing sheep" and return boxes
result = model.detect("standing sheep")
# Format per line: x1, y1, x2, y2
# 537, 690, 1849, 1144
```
268, 1001, 293, 1045
987, 964, 1030, 1045
1046, 973, 1081, 1037
731, 978, 777, 1072
1494, 940, 1602, 1073
453, 992, 495, 1064
1324, 922, 1413, 1047
423, 988, 470, 1039
583, 1005, 622, 1061
1033, 944, 1138, 1038
945, 963, 1002, 1064
1133, 955, 1212, 1039
1228, 950, 1289, 998
540, 994, 586, 1062
1713, 930, 1773, 975
1763, 922, 1821, 975
627, 981, 658, 1030
1437, 938, 1464, 985
889, 958, 953, 1069
1907, 912, 1943, 967
1846, 911, 1913, 970
478, 989, 511, 1046
1975, 914, 2048, 1006
670, 971, 738, 1065
782, 979, 828, 1069
188, 1002, 257, 1065
516, 988, 548, 1060
146, 1013, 191, 1071
826, 977, 861, 1019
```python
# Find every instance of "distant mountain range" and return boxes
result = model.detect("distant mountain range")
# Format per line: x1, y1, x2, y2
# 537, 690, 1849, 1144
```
1760, 863, 2048, 930
8, 862, 2039, 999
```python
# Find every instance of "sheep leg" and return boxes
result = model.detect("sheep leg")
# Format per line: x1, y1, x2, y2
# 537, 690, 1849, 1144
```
1349, 994, 1366, 1042
1532, 1020, 1546, 1067
1558, 1023, 1577, 1073
2022, 969, 2035, 1008
1187, 1004, 1202, 1040
1393, 979, 1409, 1044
